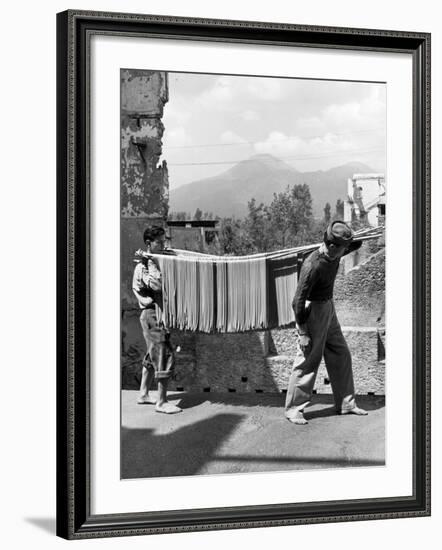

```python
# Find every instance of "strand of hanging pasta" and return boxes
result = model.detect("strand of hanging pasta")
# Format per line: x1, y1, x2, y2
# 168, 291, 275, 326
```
216, 259, 228, 331
172, 247, 298, 331
158, 254, 211, 332
217, 255, 267, 332
199, 258, 214, 333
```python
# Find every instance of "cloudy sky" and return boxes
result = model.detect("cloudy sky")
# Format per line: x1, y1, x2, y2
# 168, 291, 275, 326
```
161, 72, 386, 190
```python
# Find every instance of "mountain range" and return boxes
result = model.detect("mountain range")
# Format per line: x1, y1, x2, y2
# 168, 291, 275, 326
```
169, 154, 375, 219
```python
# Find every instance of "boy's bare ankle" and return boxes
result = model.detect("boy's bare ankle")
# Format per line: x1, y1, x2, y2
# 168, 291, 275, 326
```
285, 409, 308, 425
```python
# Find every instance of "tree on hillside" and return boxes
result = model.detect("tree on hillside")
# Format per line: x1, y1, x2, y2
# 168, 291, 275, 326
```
266, 183, 314, 249
174, 183, 321, 254
243, 198, 273, 252
218, 217, 251, 255
268, 188, 294, 248
291, 183, 313, 229
323, 202, 331, 224
334, 199, 344, 220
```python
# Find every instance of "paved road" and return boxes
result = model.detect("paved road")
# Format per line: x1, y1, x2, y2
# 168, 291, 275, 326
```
121, 391, 385, 479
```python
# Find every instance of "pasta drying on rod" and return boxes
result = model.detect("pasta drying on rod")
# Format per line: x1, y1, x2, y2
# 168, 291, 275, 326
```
155, 251, 297, 332
137, 225, 384, 333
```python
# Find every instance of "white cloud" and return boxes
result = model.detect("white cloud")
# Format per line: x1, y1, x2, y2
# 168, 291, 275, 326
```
220, 130, 247, 144
163, 126, 192, 147
297, 86, 386, 136
293, 115, 326, 135
163, 101, 192, 126
240, 109, 260, 122
195, 74, 287, 113
253, 129, 365, 161
247, 78, 283, 101
198, 76, 235, 109
164, 73, 386, 178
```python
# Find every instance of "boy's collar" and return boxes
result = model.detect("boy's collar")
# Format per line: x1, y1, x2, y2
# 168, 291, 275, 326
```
318, 242, 338, 263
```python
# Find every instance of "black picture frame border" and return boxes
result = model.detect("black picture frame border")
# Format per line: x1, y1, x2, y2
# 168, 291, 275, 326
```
56, 9, 431, 540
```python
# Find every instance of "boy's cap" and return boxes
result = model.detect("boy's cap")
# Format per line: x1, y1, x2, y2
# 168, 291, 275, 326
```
324, 221, 354, 246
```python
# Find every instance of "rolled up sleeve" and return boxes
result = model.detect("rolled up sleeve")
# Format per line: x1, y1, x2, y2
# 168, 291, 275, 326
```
132, 263, 154, 308
142, 259, 162, 290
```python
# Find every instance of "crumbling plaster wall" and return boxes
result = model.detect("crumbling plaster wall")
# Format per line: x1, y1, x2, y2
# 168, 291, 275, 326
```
121, 69, 169, 308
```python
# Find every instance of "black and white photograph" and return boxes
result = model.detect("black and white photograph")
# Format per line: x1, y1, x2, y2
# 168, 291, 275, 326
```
120, 69, 387, 480
0, 0, 437, 546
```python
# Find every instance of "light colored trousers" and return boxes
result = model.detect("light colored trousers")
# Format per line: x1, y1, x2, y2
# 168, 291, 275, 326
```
285, 300, 356, 413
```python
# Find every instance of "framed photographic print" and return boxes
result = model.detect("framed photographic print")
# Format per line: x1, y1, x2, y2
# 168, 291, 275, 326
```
56, 10, 431, 539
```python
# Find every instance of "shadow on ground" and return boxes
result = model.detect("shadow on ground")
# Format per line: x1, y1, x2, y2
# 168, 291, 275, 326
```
122, 413, 244, 479
122, 392, 385, 480
303, 394, 384, 420
176, 392, 385, 414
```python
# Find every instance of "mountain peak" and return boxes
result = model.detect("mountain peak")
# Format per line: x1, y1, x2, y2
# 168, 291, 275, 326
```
250, 153, 280, 162
228, 154, 299, 178
170, 156, 376, 219
249, 153, 296, 169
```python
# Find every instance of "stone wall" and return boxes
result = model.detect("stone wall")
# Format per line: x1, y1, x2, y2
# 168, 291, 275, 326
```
334, 247, 385, 326
122, 312, 385, 395
121, 69, 169, 308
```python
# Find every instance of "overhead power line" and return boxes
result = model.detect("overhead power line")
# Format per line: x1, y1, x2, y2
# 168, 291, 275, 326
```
167, 146, 385, 167
162, 127, 385, 150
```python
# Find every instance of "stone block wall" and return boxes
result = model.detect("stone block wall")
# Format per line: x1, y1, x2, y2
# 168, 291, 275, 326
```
122, 312, 385, 395
334, 248, 385, 326
170, 327, 384, 395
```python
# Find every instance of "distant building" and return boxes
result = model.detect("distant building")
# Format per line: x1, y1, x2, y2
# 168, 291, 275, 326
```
167, 220, 220, 253
344, 173, 385, 227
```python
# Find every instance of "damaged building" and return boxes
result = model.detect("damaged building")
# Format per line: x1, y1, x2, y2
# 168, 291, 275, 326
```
344, 173, 386, 228
120, 69, 169, 309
